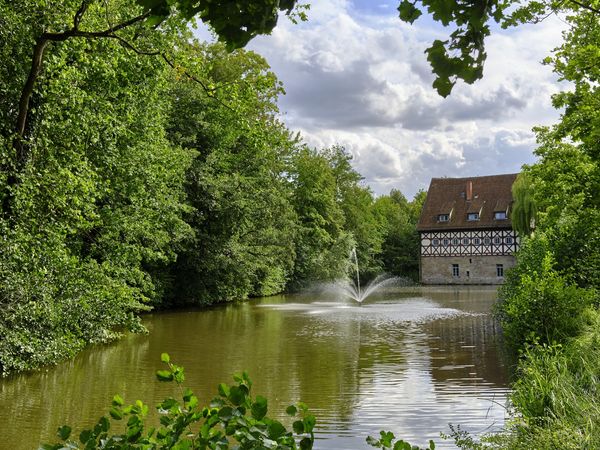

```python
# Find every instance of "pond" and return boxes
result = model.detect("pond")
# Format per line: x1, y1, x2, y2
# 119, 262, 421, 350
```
0, 285, 510, 449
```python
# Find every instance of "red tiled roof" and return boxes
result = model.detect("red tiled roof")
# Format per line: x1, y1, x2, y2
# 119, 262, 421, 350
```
417, 174, 517, 231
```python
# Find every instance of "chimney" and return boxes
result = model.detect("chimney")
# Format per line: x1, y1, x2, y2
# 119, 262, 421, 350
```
466, 181, 473, 201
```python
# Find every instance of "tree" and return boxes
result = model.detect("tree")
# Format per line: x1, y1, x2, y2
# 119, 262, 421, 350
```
373, 189, 425, 280
164, 43, 299, 304
324, 145, 384, 281
511, 173, 537, 237
288, 147, 353, 287
0, 2, 193, 374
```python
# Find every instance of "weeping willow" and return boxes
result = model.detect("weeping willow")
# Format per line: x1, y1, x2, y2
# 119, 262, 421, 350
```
512, 173, 537, 237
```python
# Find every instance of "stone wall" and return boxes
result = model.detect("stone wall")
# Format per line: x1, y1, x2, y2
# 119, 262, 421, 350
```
420, 255, 516, 285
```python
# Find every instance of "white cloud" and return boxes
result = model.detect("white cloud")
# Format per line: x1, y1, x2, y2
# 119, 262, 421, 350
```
239, 2, 568, 197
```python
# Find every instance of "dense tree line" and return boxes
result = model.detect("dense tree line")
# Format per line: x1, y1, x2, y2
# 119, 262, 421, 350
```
0, 1, 423, 375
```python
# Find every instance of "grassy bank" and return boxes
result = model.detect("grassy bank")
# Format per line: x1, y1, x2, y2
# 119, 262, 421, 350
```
500, 309, 600, 449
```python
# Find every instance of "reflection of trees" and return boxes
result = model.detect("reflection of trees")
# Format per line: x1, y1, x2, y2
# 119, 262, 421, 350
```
0, 334, 152, 448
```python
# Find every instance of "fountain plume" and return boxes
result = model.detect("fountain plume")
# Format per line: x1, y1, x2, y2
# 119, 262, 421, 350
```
334, 248, 407, 303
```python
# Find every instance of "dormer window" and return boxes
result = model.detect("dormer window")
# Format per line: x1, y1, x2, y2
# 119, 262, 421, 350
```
467, 212, 479, 221
494, 211, 507, 220
438, 214, 449, 222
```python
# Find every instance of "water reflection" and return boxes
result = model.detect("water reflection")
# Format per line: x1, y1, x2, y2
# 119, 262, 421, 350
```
0, 286, 509, 449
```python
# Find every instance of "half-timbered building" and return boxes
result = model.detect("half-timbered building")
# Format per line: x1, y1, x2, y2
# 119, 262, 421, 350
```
417, 174, 519, 284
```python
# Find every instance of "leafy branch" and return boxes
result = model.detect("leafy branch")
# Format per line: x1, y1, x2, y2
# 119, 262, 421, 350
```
42, 354, 317, 449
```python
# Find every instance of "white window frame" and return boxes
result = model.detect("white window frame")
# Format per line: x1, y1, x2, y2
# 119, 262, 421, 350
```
452, 264, 459, 277
496, 264, 504, 277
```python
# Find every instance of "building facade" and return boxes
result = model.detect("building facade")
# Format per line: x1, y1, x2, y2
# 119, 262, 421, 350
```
417, 174, 519, 284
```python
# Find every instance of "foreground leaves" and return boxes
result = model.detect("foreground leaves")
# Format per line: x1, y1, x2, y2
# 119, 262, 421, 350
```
42, 354, 316, 450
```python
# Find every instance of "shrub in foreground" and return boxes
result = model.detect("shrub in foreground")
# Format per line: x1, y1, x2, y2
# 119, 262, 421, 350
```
41, 354, 430, 450
41, 354, 316, 450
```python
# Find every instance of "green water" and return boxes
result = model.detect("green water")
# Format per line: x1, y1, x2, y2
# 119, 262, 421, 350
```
0, 286, 509, 449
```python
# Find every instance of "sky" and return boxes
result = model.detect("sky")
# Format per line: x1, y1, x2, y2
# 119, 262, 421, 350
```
197, 0, 567, 198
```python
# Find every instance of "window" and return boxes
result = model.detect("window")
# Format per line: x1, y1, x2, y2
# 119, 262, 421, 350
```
438, 214, 449, 222
467, 212, 479, 221
432, 239, 440, 246
452, 264, 459, 277
484, 237, 491, 245
493, 237, 501, 244
452, 238, 459, 245
505, 236, 514, 244
496, 264, 504, 277
473, 238, 481, 245
443, 238, 450, 246
494, 211, 507, 220
462, 237, 470, 245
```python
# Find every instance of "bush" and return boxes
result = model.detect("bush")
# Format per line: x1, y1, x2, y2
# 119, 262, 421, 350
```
42, 354, 316, 450
496, 235, 595, 349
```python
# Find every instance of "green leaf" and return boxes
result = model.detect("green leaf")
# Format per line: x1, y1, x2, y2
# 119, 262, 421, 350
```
432, 77, 455, 98
292, 420, 304, 434
303, 414, 316, 433
228, 386, 246, 406
267, 421, 286, 440
251, 395, 268, 420
112, 394, 124, 406
286, 405, 297, 416
218, 406, 233, 420
160, 353, 170, 363
299, 437, 313, 450
218, 383, 230, 398
57, 425, 71, 441
159, 398, 178, 410
109, 406, 123, 420
156, 370, 174, 382
79, 430, 93, 444
393, 440, 411, 450
98, 416, 110, 433
398, 0, 422, 24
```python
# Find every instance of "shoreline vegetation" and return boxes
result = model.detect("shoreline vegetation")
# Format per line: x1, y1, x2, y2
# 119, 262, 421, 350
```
1, 1, 599, 449
0, 2, 424, 377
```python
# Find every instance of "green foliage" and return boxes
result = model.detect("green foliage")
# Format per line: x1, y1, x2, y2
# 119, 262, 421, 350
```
486, 8, 600, 450
373, 190, 425, 281
0, 1, 192, 374
367, 430, 435, 450
43, 355, 316, 450
496, 312, 600, 449
164, 43, 298, 305
497, 235, 595, 349
288, 146, 353, 288
135, 0, 306, 50
397, 0, 508, 96
511, 173, 536, 237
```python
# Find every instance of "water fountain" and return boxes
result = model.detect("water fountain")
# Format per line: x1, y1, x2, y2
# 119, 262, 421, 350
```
335, 248, 406, 303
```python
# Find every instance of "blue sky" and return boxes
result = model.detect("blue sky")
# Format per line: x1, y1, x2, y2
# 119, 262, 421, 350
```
197, 1, 567, 197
